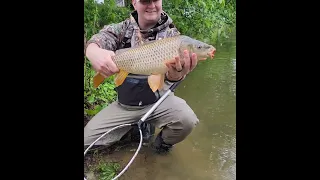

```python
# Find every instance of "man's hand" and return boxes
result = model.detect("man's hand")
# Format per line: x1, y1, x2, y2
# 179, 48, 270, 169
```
86, 43, 119, 78
165, 50, 198, 81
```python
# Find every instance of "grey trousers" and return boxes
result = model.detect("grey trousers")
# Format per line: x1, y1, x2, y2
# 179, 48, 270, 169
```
84, 92, 199, 147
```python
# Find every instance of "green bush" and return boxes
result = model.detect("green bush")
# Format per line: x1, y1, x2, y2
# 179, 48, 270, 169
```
84, 0, 131, 118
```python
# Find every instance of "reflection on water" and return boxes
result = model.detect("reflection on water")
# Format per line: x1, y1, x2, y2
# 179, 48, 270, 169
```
210, 124, 236, 180
173, 29, 236, 179
89, 30, 236, 180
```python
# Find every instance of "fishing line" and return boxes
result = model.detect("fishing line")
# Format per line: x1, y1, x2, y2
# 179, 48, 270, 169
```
84, 80, 183, 180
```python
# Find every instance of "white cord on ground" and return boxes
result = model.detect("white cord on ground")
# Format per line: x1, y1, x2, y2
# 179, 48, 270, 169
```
111, 128, 143, 180
84, 123, 132, 156
84, 123, 143, 180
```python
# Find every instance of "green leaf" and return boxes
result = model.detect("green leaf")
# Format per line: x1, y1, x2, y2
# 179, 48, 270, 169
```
85, 109, 97, 116
87, 95, 95, 103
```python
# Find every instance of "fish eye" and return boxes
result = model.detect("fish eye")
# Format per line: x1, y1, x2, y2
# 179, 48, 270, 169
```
197, 44, 202, 49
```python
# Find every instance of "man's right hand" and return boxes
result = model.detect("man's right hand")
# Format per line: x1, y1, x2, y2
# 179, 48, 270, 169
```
85, 43, 119, 78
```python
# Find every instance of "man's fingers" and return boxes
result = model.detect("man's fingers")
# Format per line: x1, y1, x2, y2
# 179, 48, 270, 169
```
101, 65, 114, 78
175, 56, 182, 72
183, 50, 191, 72
165, 62, 173, 70
100, 71, 108, 78
190, 53, 198, 71
101, 66, 110, 74
107, 61, 119, 73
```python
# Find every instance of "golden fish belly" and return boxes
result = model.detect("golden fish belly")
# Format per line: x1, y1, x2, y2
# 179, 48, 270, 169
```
114, 37, 182, 75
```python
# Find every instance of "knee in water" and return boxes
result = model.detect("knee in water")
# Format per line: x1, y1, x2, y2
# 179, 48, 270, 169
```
177, 110, 199, 131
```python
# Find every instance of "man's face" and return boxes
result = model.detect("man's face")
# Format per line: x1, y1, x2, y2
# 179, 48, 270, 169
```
132, 0, 162, 24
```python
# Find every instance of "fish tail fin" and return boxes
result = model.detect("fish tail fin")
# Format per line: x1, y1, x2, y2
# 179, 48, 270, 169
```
93, 73, 105, 88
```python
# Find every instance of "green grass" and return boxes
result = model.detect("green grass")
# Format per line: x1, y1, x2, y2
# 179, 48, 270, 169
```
96, 162, 121, 180
84, 151, 121, 180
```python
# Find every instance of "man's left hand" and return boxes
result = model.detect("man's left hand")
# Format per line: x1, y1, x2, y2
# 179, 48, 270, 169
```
165, 50, 198, 81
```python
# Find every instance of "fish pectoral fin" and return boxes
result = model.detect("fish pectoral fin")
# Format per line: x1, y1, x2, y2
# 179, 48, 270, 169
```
93, 73, 105, 88
114, 70, 129, 87
148, 74, 165, 92
159, 74, 165, 90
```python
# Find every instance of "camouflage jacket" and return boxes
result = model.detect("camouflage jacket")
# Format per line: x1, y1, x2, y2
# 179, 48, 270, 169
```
86, 10, 181, 102
86, 10, 180, 52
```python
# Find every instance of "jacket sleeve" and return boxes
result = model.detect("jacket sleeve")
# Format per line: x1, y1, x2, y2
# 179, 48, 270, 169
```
166, 27, 181, 38
86, 20, 129, 52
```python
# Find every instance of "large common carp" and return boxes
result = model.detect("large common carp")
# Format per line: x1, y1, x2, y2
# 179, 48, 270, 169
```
93, 35, 216, 92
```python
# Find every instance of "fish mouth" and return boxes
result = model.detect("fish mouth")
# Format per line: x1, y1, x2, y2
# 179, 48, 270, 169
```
207, 48, 216, 59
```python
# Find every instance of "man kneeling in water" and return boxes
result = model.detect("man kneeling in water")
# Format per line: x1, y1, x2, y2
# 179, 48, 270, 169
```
84, 0, 200, 153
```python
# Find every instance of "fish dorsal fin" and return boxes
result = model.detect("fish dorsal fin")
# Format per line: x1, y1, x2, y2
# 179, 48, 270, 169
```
115, 40, 157, 55
115, 47, 131, 55
140, 40, 157, 45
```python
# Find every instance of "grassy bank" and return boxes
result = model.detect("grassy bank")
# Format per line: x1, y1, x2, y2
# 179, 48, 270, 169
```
84, 151, 121, 180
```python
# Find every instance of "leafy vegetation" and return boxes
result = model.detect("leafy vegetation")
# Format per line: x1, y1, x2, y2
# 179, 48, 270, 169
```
97, 162, 121, 180
163, 0, 236, 43
84, 151, 121, 180
84, 0, 236, 118
84, 0, 131, 119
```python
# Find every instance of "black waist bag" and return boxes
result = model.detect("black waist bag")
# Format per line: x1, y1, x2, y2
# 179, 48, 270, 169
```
116, 76, 159, 106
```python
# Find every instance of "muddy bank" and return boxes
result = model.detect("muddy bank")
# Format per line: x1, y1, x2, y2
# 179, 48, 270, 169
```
84, 136, 152, 180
